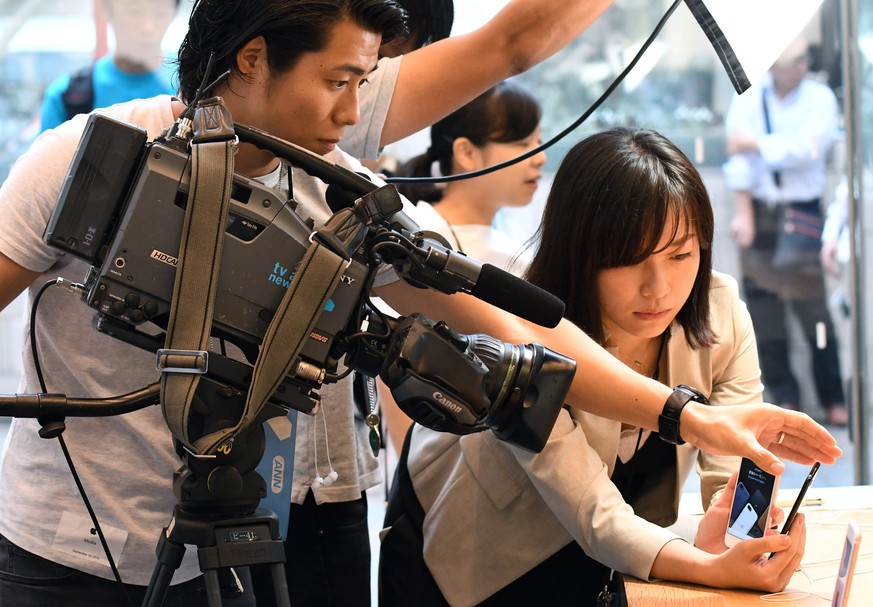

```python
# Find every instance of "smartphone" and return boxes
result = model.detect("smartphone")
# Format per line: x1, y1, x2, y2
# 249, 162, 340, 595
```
831, 521, 861, 607
725, 457, 780, 546
731, 502, 759, 537
780, 462, 821, 535
748, 488, 770, 538
766, 462, 821, 560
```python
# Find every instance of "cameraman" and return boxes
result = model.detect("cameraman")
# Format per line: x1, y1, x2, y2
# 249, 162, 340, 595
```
0, 1, 840, 606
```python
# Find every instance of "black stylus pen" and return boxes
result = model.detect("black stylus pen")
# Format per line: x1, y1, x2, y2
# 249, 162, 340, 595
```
768, 462, 821, 560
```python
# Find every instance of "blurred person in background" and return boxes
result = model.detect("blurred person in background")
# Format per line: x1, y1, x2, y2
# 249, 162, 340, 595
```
380, 80, 545, 452
39, 0, 180, 132
723, 36, 847, 426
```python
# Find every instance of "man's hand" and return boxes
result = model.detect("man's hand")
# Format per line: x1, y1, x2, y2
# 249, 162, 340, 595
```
729, 190, 756, 248
680, 402, 841, 476
726, 134, 760, 156
730, 212, 756, 248
821, 239, 841, 277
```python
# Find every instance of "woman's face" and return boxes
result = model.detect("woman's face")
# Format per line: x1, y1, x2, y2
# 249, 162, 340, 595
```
596, 216, 700, 343
473, 126, 546, 208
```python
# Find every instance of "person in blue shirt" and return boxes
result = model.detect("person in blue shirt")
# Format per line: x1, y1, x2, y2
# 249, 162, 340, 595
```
39, 0, 180, 132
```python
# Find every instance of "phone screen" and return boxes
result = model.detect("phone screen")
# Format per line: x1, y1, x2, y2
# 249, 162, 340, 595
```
727, 458, 778, 542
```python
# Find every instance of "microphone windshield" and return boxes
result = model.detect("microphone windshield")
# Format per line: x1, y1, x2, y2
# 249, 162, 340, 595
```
470, 264, 565, 328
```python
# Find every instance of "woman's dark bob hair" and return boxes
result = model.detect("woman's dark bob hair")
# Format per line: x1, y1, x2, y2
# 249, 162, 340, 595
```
526, 127, 716, 349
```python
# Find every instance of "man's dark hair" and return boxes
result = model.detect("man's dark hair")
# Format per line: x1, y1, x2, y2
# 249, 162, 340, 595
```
177, 0, 407, 104
396, 0, 453, 48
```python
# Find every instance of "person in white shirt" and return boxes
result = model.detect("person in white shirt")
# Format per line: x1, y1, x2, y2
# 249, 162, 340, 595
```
381, 80, 545, 451
723, 37, 847, 426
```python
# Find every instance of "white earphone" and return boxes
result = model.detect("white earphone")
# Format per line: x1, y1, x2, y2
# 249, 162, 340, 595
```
314, 469, 339, 488
313, 408, 338, 488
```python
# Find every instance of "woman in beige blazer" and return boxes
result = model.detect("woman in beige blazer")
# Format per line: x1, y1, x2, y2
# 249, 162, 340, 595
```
379, 128, 806, 606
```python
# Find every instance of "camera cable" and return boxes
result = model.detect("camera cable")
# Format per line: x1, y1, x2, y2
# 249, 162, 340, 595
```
386, 0, 684, 186
29, 278, 134, 607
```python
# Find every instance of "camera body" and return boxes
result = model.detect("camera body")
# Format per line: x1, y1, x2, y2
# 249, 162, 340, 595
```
46, 113, 367, 373
44, 110, 574, 454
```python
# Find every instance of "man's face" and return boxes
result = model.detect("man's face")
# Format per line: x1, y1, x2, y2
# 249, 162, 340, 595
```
106, 0, 177, 69
231, 18, 381, 156
770, 42, 810, 94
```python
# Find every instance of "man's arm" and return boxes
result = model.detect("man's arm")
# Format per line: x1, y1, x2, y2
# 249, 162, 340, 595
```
376, 281, 842, 474
380, 0, 614, 147
0, 251, 41, 312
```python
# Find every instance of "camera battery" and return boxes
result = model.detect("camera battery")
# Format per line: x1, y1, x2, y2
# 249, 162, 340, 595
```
44, 113, 148, 264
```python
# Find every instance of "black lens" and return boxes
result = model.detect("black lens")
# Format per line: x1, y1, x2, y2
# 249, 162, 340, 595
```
467, 335, 576, 453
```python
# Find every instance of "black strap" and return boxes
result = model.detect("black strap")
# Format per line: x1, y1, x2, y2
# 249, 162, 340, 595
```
385, 424, 425, 531
61, 64, 95, 120
761, 90, 782, 188
684, 0, 751, 94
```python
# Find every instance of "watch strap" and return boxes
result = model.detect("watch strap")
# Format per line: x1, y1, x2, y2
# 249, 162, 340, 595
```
658, 384, 709, 445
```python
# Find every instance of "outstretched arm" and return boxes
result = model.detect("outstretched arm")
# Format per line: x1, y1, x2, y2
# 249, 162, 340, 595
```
376, 282, 842, 474
380, 0, 614, 146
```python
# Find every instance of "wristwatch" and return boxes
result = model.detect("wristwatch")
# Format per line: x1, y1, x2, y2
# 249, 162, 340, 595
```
658, 385, 709, 445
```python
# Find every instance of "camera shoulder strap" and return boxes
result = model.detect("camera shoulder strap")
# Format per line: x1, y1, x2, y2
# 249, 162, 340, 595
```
159, 113, 236, 450
194, 240, 349, 454
160, 100, 349, 455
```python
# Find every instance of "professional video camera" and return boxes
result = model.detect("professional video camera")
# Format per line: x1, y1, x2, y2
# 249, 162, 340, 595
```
43, 97, 575, 460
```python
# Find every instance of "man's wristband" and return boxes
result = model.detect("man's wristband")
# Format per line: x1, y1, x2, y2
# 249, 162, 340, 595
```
658, 385, 709, 445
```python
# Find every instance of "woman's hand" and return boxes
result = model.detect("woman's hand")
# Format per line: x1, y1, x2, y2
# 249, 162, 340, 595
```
652, 510, 805, 592
694, 471, 785, 554
704, 513, 806, 593
680, 402, 841, 476
694, 472, 735, 554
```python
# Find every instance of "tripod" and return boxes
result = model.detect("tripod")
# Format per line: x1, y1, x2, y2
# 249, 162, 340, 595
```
144, 506, 289, 607
141, 373, 298, 607
96, 315, 315, 605
2, 354, 303, 606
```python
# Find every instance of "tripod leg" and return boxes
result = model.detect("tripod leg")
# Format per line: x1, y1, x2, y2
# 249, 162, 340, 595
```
203, 569, 224, 606
271, 563, 291, 607
143, 528, 187, 607
142, 562, 177, 607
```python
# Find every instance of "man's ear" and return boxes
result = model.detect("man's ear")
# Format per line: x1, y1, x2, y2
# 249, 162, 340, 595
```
452, 137, 482, 172
236, 36, 269, 81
